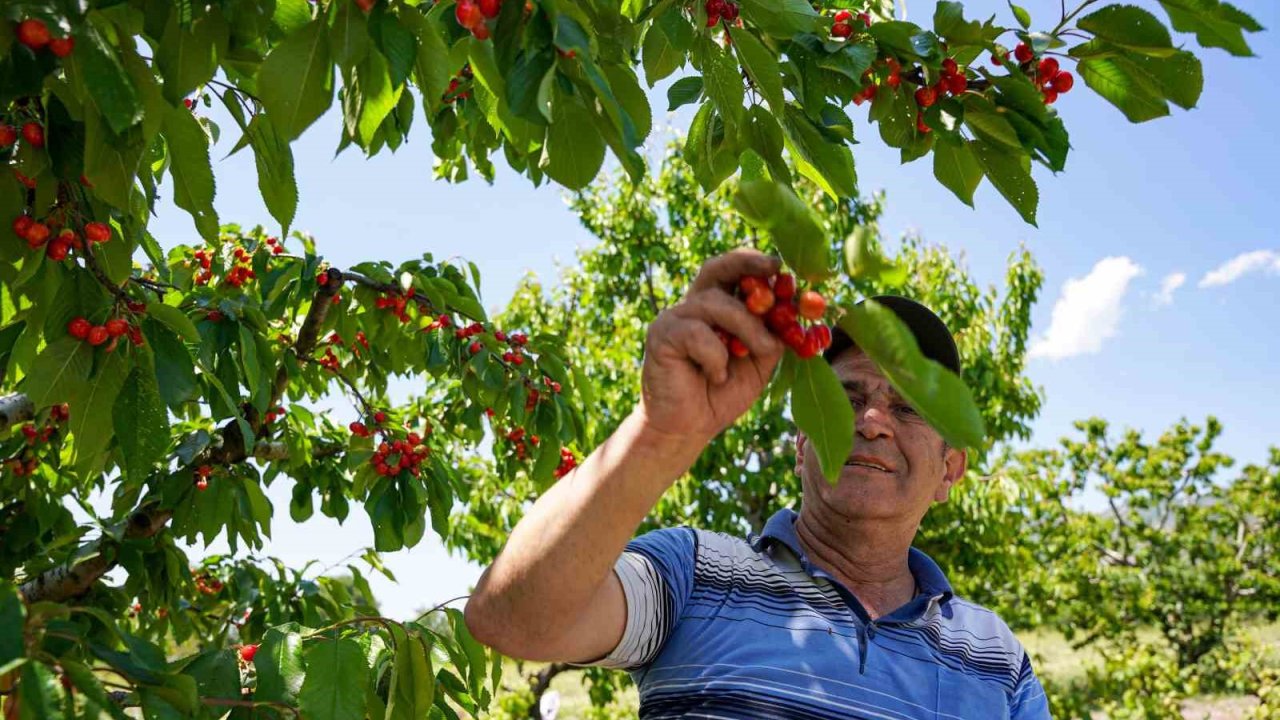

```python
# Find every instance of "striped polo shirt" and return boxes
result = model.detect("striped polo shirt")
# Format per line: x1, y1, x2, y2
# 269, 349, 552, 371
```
583, 507, 1050, 719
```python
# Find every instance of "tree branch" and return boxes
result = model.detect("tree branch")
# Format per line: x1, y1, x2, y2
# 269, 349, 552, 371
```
0, 394, 34, 433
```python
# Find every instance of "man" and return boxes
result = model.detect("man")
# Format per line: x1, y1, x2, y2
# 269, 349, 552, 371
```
465, 249, 1051, 718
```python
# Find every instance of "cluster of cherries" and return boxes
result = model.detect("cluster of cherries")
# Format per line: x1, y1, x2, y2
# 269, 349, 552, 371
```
994, 44, 1075, 104
222, 245, 258, 288
0, 121, 44, 150
455, 0, 503, 40
830, 8, 872, 38
371, 432, 430, 477
444, 65, 474, 104
498, 330, 529, 364
14, 18, 74, 57
374, 290, 415, 323
13, 216, 112, 262
724, 272, 831, 359
328, 330, 371, 358
5, 404, 70, 477
347, 409, 390, 438
67, 312, 145, 350
703, 0, 741, 27
192, 570, 225, 595
262, 404, 287, 425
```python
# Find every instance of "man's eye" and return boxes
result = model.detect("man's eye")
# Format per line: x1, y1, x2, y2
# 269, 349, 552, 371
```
895, 404, 919, 417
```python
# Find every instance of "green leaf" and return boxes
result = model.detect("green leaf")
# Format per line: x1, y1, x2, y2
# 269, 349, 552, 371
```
258, 19, 336, 141
20, 661, 64, 720
83, 110, 143, 210
817, 39, 878, 84
386, 631, 434, 720
147, 301, 200, 342
1010, 3, 1031, 30
782, 105, 857, 199
146, 321, 198, 411
736, 0, 820, 37
181, 649, 241, 701
667, 76, 703, 110
328, 0, 370, 69
62, 660, 130, 720
963, 102, 1022, 151
1078, 4, 1174, 54
845, 225, 908, 286
372, 15, 416, 91
932, 139, 984, 207
114, 367, 170, 484
299, 638, 368, 720
698, 37, 744, 130
542, 86, 606, 190
791, 357, 854, 484
275, 0, 315, 34
351, 47, 402, 146
164, 105, 219, 243
1159, 0, 1262, 56
95, 230, 135, 286
69, 351, 129, 474
73, 27, 143, 135
837, 301, 986, 449
868, 84, 917, 149
743, 104, 789, 182
1127, 49, 1204, 109
254, 626, 305, 705
404, 8, 450, 114
733, 179, 829, 282
971, 139, 1038, 225
934, 1, 987, 45
247, 115, 299, 237
0, 582, 25, 676
601, 63, 652, 144
730, 27, 783, 113
1078, 56, 1170, 122
20, 338, 92, 411
642, 9, 691, 86
157, 10, 220, 105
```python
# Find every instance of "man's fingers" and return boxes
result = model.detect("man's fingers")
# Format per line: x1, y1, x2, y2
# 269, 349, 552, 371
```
665, 318, 731, 385
689, 249, 781, 294
675, 289, 782, 357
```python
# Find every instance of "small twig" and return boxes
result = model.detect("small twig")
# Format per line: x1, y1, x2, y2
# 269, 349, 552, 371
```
79, 241, 132, 306
1052, 0, 1099, 37
414, 594, 470, 622
304, 615, 401, 639
203, 697, 300, 719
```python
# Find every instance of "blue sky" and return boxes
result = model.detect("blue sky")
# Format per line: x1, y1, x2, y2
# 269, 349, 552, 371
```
118, 1, 1278, 620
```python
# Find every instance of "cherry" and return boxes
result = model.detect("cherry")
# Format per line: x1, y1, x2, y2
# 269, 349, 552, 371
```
195, 478, 209, 490
350, 421, 369, 437
796, 332, 821, 359
46, 237, 70, 261
469, 340, 482, 354
16, 19, 51, 50
355, 0, 377, 11
1052, 71, 1074, 93
480, 0, 501, 18
1037, 57, 1060, 80
67, 316, 90, 338
25, 221, 50, 246
87, 326, 109, 346
780, 322, 806, 350
833, 9, 852, 24
12, 216, 33, 237
472, 22, 490, 39
941, 58, 958, 75
373, 411, 387, 424
456, 0, 483, 28
21, 123, 44, 148
727, 336, 749, 358
916, 113, 931, 134
0, 126, 15, 147
706, 0, 726, 17
765, 301, 798, 333
105, 318, 128, 337
991, 52, 1004, 66
857, 12, 871, 27
1014, 42, 1033, 64
914, 86, 936, 108
797, 290, 826, 320
1042, 88, 1059, 105
745, 287, 775, 315
946, 73, 967, 95
83, 222, 111, 243
722, 2, 739, 21
240, 644, 259, 662
48, 36, 74, 57
831, 23, 852, 38
773, 272, 796, 300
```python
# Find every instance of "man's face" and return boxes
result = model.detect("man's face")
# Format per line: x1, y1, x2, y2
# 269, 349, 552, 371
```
795, 347, 967, 524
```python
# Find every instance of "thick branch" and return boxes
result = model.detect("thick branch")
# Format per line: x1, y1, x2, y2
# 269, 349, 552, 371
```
0, 394, 34, 432
271, 268, 342, 406
528, 663, 572, 718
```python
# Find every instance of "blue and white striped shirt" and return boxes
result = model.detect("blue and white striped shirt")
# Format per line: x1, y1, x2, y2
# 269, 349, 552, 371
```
584, 507, 1051, 719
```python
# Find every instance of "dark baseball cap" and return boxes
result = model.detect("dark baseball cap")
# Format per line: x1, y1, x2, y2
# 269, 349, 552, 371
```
823, 295, 961, 374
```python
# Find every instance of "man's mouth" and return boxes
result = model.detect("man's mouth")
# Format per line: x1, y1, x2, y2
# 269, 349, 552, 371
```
844, 455, 894, 473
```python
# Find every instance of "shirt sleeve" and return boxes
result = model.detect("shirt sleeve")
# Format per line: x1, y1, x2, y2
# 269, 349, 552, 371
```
1009, 651, 1052, 719
569, 527, 697, 671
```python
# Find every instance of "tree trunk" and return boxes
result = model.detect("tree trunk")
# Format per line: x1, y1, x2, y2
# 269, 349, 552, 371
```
528, 663, 571, 719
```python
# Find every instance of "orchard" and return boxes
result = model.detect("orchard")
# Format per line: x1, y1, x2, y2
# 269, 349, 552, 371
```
0, 0, 1268, 718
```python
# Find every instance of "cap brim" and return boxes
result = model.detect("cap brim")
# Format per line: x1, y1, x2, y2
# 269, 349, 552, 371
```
823, 295, 961, 375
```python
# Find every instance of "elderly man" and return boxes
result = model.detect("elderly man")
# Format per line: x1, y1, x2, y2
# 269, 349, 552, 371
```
465, 250, 1051, 718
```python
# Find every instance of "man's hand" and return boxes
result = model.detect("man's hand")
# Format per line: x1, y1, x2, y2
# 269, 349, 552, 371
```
638, 249, 785, 443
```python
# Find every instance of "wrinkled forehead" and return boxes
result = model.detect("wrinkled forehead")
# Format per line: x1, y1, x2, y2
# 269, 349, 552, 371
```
830, 348, 896, 394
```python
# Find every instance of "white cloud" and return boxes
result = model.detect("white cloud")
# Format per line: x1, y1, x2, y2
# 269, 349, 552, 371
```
1029, 256, 1144, 361
1198, 250, 1280, 288
1154, 272, 1186, 307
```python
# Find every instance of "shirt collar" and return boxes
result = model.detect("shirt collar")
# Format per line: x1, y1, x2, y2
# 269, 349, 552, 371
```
755, 507, 954, 602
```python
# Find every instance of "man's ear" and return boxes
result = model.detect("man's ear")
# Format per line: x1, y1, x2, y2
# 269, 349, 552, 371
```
933, 445, 968, 503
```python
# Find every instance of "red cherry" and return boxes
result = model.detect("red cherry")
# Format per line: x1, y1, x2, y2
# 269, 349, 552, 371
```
797, 290, 827, 320
1052, 71, 1074, 93
781, 322, 806, 350
16, 19, 51, 50
105, 318, 128, 337
916, 113, 932, 134
772, 272, 796, 300
722, 2, 739, 21
941, 58, 958, 76
913, 86, 936, 108
857, 12, 871, 27
479, 0, 501, 18
727, 336, 749, 358
456, 0, 483, 28
21, 123, 44, 148
765, 301, 798, 334
355, 0, 377, 11
706, 0, 727, 16
833, 9, 852, 24
705, 11, 720, 27
831, 23, 852, 38
1042, 87, 1059, 105
67, 317, 91, 339
1037, 57, 1060, 79
811, 324, 833, 350
1014, 43, 1033, 64
48, 36, 74, 57
350, 421, 368, 436
373, 411, 387, 424
745, 287, 775, 316
13, 216, 33, 237
946, 73, 967, 95
469, 340, 482, 354
796, 332, 821, 359
0, 126, 15, 147
991, 52, 1004, 66
471, 22, 490, 39
46, 238, 70, 261
25, 221, 50, 245
87, 326, 109, 346
84, 222, 111, 243
240, 644, 259, 662
738, 275, 767, 296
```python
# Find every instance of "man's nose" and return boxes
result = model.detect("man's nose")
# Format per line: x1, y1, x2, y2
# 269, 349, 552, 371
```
857, 403, 894, 440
